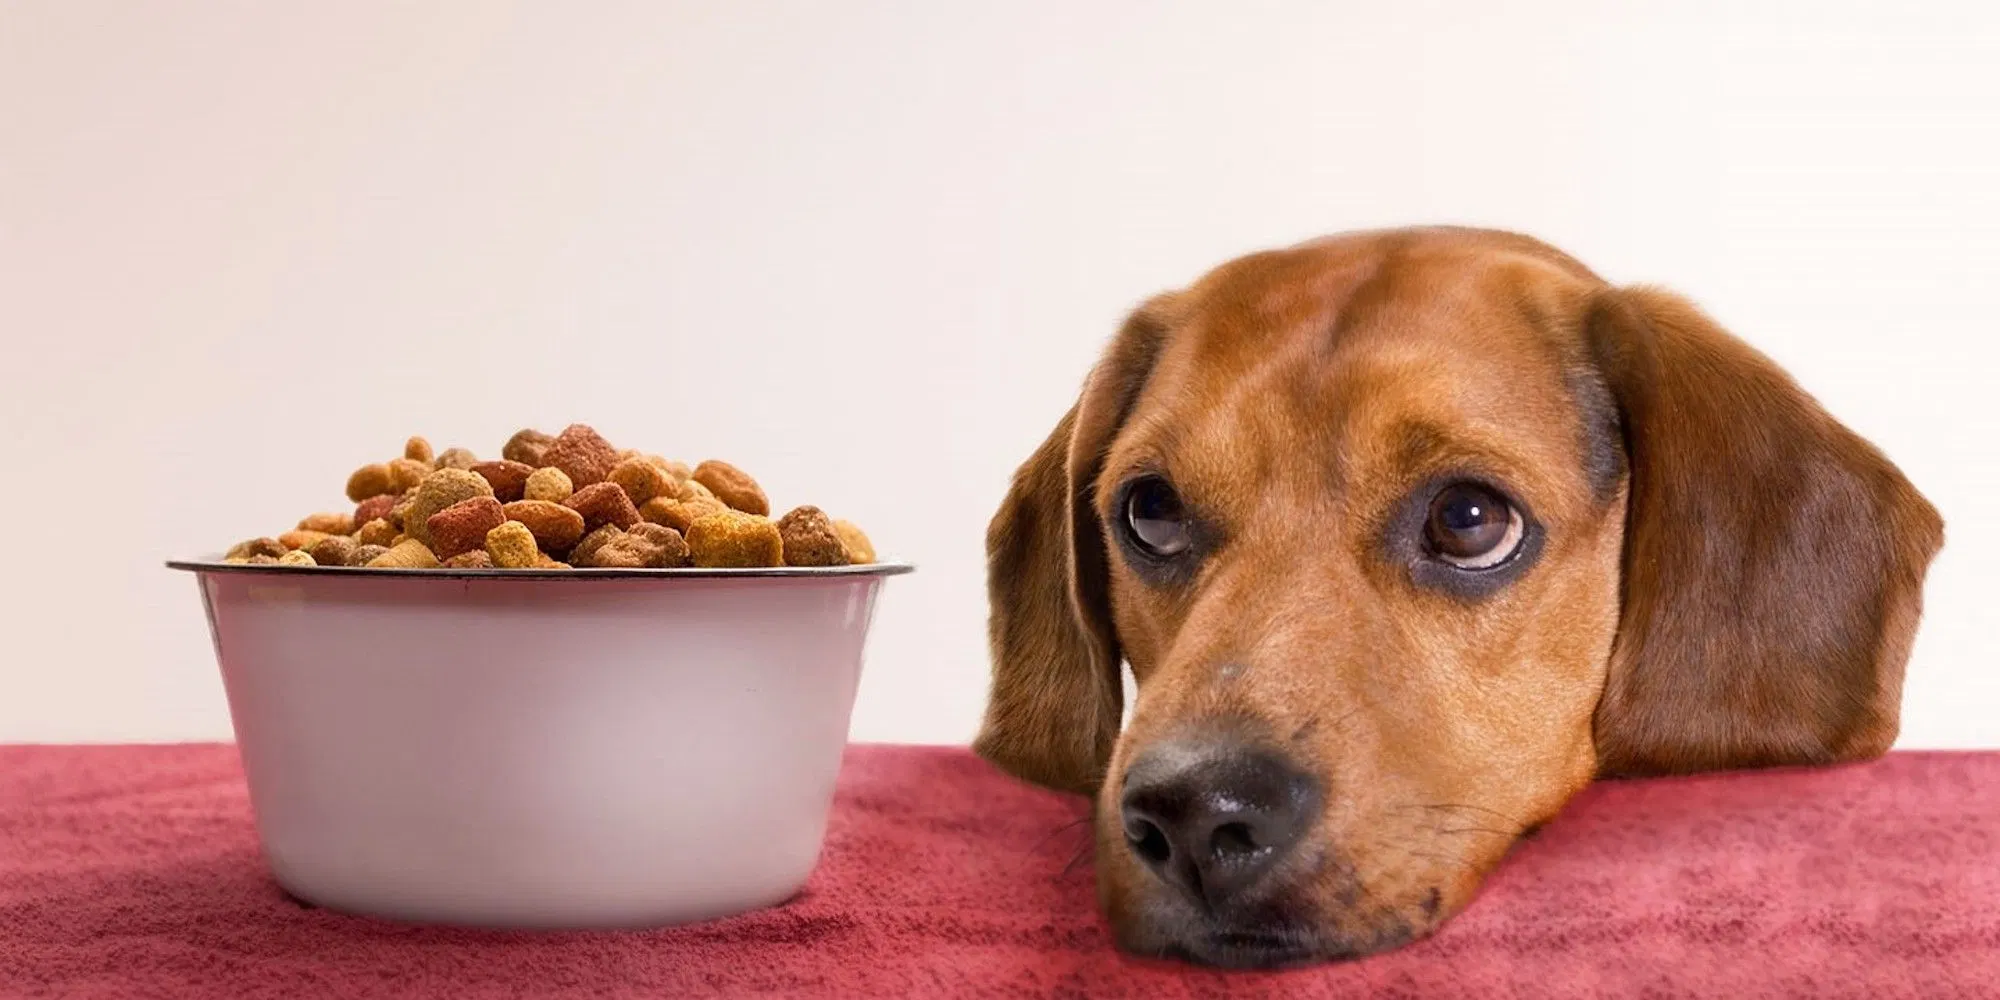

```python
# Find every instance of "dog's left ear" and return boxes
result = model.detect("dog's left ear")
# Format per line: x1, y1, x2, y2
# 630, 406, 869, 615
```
974, 295, 1179, 796
1585, 286, 1944, 777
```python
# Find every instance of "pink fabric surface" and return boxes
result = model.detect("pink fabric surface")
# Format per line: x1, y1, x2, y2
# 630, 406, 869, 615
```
2, 744, 1996, 998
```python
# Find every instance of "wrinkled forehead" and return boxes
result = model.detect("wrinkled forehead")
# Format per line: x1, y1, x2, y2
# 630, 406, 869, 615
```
1112, 237, 1605, 510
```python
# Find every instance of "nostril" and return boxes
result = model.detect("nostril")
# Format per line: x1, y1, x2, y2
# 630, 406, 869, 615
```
1126, 816, 1172, 866
1210, 821, 1260, 860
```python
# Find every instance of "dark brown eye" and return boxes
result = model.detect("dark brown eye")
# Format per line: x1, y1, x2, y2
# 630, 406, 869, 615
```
1424, 483, 1523, 569
1124, 477, 1191, 558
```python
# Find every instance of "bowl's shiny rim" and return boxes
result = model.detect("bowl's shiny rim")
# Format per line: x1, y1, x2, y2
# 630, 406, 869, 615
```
166, 557, 914, 581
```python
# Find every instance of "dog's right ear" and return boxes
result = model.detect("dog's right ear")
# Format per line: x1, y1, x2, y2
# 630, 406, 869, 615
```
974, 296, 1179, 796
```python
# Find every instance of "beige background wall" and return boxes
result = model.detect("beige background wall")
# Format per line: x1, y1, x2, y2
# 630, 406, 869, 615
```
3, 1, 1995, 746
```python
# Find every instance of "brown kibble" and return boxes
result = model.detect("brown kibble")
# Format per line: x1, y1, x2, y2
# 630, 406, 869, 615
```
427, 496, 507, 559
523, 466, 574, 502
297, 511, 355, 535
540, 424, 619, 486
777, 505, 848, 567
355, 518, 398, 547
354, 494, 397, 529
642, 496, 726, 534
367, 539, 440, 569
608, 458, 675, 507
651, 457, 693, 482
584, 536, 658, 568
568, 524, 625, 567
387, 458, 433, 493
345, 463, 393, 503
693, 460, 769, 515
346, 544, 389, 566
443, 550, 494, 569
484, 521, 540, 568
392, 533, 410, 546
686, 510, 783, 568
564, 481, 642, 531
833, 520, 875, 564
402, 468, 495, 547
404, 436, 435, 464
503, 428, 554, 467
277, 549, 317, 567
683, 478, 716, 502
278, 529, 331, 551
309, 535, 358, 568
225, 537, 286, 560
244, 554, 281, 565
502, 500, 586, 554
435, 447, 479, 471
534, 554, 571, 569
628, 522, 692, 567
471, 460, 536, 502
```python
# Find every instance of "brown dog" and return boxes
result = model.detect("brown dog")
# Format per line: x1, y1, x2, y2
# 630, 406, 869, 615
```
974, 227, 1944, 967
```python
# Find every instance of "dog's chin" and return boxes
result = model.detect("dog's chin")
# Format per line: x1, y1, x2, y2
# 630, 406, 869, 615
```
1116, 901, 1421, 970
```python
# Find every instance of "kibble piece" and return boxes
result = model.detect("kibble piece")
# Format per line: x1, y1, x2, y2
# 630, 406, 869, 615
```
345, 463, 393, 503
608, 458, 674, 507
225, 537, 287, 560
642, 496, 726, 534
354, 494, 398, 528
345, 544, 390, 566
443, 550, 494, 569
693, 460, 769, 516
522, 466, 574, 502
277, 549, 317, 567
309, 535, 358, 568
427, 496, 507, 559
534, 554, 569, 569
584, 535, 659, 568
682, 478, 717, 502
402, 468, 496, 547
503, 428, 554, 467
387, 458, 434, 494
279, 529, 331, 552
367, 539, 440, 569
777, 506, 849, 567
569, 524, 625, 567
833, 520, 875, 564
628, 522, 692, 567
435, 447, 479, 471
470, 460, 535, 502
389, 493, 417, 530
404, 436, 435, 464
650, 456, 693, 482
564, 482, 642, 531
686, 510, 783, 568
502, 500, 586, 554
484, 521, 540, 568
540, 424, 619, 486
297, 511, 355, 535
355, 518, 398, 547
243, 553, 281, 565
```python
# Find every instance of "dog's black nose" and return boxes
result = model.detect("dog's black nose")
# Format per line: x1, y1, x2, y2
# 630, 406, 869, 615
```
1119, 742, 1319, 908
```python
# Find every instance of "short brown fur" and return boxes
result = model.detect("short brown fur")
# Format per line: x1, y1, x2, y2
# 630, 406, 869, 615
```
976, 227, 1943, 965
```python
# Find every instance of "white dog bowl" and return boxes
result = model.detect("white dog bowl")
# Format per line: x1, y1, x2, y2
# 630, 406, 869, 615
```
168, 558, 911, 929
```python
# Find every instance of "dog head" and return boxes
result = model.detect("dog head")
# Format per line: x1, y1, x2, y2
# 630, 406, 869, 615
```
976, 227, 1943, 967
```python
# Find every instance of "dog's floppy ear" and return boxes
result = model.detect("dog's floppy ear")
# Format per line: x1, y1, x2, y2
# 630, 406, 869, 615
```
1584, 287, 1944, 776
974, 296, 1178, 795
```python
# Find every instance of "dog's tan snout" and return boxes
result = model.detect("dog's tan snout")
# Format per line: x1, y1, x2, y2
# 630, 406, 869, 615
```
1118, 737, 1320, 910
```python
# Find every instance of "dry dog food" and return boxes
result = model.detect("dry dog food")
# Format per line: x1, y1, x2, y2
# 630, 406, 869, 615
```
222, 424, 875, 571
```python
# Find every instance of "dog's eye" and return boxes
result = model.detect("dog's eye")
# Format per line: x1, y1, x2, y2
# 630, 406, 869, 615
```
1424, 483, 1524, 570
1124, 476, 1192, 558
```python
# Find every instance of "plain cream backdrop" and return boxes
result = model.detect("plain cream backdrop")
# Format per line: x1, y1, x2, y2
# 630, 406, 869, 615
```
2, 2, 1994, 747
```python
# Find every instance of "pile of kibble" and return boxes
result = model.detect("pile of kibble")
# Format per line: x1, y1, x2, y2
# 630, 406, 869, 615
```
222, 424, 874, 570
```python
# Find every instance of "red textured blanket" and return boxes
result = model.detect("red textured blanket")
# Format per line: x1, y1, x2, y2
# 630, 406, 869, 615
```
2, 745, 1996, 998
